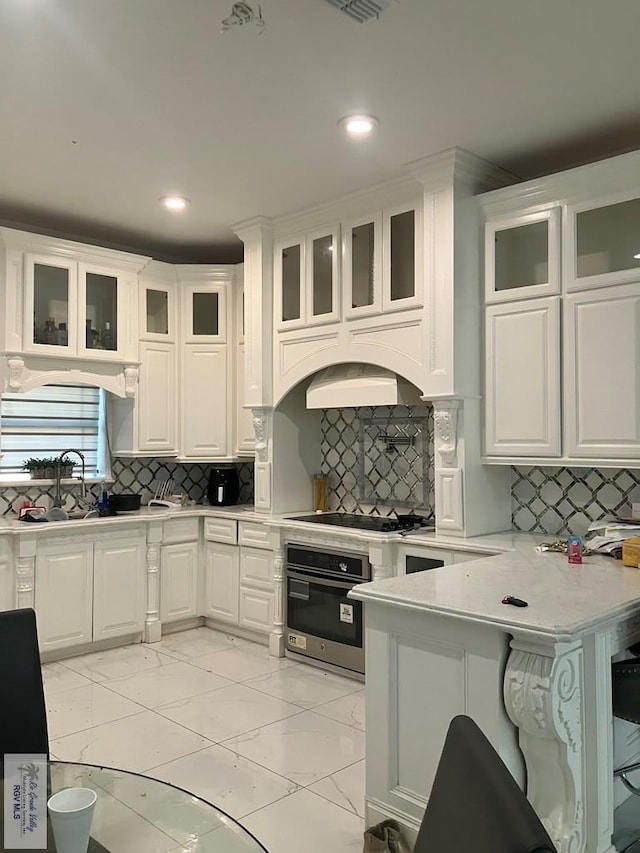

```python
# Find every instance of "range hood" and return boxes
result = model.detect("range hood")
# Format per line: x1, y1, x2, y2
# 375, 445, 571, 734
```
306, 364, 421, 409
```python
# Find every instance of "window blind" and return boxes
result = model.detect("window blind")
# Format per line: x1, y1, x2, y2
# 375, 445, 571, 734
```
0, 384, 102, 478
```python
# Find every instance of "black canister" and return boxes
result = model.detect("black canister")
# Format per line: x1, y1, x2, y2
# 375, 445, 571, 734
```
208, 464, 240, 506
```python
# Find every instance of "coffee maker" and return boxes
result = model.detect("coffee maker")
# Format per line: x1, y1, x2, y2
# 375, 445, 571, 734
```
208, 464, 240, 506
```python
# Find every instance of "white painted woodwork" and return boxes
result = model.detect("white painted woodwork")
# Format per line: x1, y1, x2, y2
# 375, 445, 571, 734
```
381, 201, 423, 313
23, 253, 78, 355
564, 188, 640, 292
93, 538, 145, 640
485, 297, 561, 456
34, 542, 94, 652
203, 541, 239, 624
139, 264, 177, 343
274, 233, 306, 331
235, 342, 255, 455
239, 545, 273, 589
180, 281, 229, 344
238, 521, 272, 549
305, 223, 341, 327
254, 462, 272, 511
204, 517, 237, 544
181, 345, 229, 458
77, 262, 130, 362
163, 517, 200, 544
138, 341, 177, 453
564, 283, 640, 458
239, 586, 274, 633
160, 541, 199, 623
434, 468, 464, 531
484, 207, 561, 304
342, 212, 382, 320
394, 544, 454, 574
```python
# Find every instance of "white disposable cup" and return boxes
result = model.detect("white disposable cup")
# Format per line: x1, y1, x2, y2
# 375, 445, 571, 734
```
47, 787, 97, 853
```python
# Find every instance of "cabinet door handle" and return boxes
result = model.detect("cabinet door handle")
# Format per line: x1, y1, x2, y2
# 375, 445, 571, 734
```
289, 578, 309, 600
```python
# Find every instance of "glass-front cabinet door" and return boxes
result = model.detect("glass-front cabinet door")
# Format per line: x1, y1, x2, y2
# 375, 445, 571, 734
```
78, 264, 121, 358
145, 288, 170, 337
485, 208, 560, 304
565, 192, 640, 291
343, 215, 381, 318
382, 204, 422, 312
182, 283, 228, 343
24, 255, 77, 352
306, 225, 340, 325
276, 239, 304, 328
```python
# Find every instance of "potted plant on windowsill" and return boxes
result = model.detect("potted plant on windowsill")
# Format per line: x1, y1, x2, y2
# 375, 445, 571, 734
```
22, 457, 75, 480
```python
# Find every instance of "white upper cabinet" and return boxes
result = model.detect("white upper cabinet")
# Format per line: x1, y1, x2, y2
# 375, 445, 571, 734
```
24, 254, 77, 354
78, 263, 128, 361
382, 204, 421, 312
485, 208, 561, 303
342, 214, 381, 319
564, 284, 640, 458
140, 272, 176, 343
182, 282, 229, 343
276, 226, 340, 329
565, 191, 640, 291
485, 297, 561, 457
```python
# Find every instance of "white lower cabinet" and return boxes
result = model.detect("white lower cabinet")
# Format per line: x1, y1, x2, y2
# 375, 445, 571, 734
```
93, 538, 146, 641
161, 541, 199, 623
35, 542, 94, 653
35, 534, 146, 653
204, 541, 239, 624
239, 546, 274, 633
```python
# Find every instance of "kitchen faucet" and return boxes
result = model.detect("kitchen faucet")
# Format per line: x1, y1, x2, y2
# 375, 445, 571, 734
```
52, 449, 86, 508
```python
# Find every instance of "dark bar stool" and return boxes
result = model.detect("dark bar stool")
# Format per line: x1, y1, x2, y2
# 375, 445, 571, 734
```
612, 644, 640, 794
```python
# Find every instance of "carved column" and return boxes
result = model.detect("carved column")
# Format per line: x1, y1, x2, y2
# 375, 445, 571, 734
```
144, 544, 161, 642
269, 544, 285, 657
431, 399, 464, 531
252, 406, 273, 511
504, 639, 592, 853
15, 555, 35, 610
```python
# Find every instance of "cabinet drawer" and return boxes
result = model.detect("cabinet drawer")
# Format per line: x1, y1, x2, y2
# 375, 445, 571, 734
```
204, 517, 238, 544
240, 547, 273, 589
238, 521, 271, 549
163, 517, 200, 544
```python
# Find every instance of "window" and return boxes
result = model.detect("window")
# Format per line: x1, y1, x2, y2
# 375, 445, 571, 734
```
0, 383, 108, 481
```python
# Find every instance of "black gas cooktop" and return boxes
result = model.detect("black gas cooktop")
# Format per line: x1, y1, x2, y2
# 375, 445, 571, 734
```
289, 512, 432, 533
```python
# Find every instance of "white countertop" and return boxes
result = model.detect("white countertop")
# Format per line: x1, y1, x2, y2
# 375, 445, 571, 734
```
349, 540, 640, 641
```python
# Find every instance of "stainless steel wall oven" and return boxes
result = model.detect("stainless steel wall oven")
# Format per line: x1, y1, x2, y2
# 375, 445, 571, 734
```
285, 543, 370, 675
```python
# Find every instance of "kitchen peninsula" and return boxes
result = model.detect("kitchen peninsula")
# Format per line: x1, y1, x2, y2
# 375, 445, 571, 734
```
350, 539, 640, 853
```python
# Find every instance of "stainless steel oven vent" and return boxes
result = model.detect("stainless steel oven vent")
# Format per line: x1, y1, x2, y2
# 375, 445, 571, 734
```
323, 0, 390, 23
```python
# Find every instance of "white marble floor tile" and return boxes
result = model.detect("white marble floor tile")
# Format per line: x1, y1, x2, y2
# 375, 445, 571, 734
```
148, 627, 251, 661
189, 642, 298, 682
309, 760, 365, 817
51, 709, 211, 772
103, 661, 232, 708
41, 661, 92, 694
244, 665, 362, 709
243, 789, 364, 853
62, 643, 177, 682
46, 682, 143, 739
313, 689, 366, 731
90, 787, 179, 853
157, 683, 303, 742
168, 821, 268, 853
148, 744, 298, 820
222, 710, 365, 786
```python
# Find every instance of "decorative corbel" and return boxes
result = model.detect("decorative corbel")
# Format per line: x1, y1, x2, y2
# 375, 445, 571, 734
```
7, 356, 26, 391
433, 399, 460, 465
124, 366, 139, 398
252, 407, 272, 462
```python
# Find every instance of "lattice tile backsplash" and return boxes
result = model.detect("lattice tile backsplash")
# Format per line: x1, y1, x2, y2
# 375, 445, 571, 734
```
511, 466, 640, 535
0, 458, 254, 516
321, 404, 435, 515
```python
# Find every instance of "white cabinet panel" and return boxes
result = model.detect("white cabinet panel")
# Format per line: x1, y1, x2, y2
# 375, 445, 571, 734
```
240, 546, 273, 589
35, 542, 93, 653
485, 297, 561, 456
204, 541, 239, 624
161, 541, 199, 623
565, 284, 640, 458
182, 346, 228, 458
239, 586, 273, 633
204, 517, 237, 544
93, 538, 145, 641
138, 342, 177, 453
235, 342, 256, 455
238, 521, 271, 549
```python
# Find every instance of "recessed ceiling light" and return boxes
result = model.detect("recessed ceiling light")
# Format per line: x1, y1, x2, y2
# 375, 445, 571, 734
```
634, 253, 640, 260
160, 196, 190, 212
339, 114, 379, 138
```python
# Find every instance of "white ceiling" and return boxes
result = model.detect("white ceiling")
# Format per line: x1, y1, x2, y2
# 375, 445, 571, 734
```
1, 0, 639, 262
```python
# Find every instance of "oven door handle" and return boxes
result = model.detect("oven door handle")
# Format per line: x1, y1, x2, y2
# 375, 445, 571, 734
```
287, 570, 359, 592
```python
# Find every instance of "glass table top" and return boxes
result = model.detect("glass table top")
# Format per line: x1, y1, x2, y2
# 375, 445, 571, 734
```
3, 761, 268, 852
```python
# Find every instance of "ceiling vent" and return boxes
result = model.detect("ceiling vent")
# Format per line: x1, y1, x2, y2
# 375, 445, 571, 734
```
323, 0, 390, 23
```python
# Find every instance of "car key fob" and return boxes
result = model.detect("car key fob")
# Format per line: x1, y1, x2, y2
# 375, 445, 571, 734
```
501, 595, 528, 607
